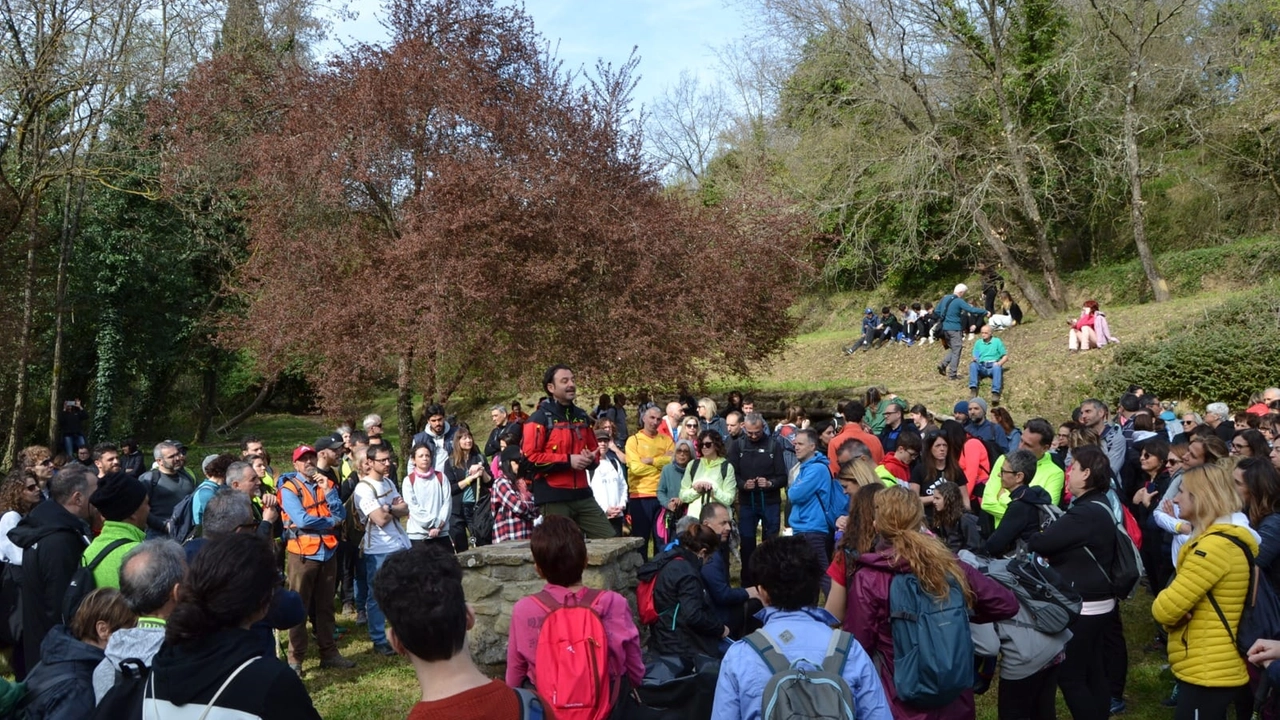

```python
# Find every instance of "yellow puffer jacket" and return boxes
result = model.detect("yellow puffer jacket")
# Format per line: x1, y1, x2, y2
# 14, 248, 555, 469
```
1152, 522, 1258, 687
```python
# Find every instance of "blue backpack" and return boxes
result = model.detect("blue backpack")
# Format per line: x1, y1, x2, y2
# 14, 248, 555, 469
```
884, 573, 973, 708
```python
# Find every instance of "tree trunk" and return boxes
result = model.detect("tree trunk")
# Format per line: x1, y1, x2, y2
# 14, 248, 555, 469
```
1123, 40, 1170, 302
972, 206, 1057, 318
48, 177, 85, 448
980, 6, 1067, 311
4, 193, 42, 466
193, 352, 219, 443
396, 350, 415, 460
92, 307, 123, 440
214, 377, 276, 435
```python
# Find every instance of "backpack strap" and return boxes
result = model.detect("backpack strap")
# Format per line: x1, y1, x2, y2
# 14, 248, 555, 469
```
531, 590, 561, 614
514, 687, 545, 720
86, 539, 133, 571
1204, 531, 1257, 660
197, 656, 260, 720
744, 630, 791, 675
821, 630, 855, 676
842, 547, 861, 591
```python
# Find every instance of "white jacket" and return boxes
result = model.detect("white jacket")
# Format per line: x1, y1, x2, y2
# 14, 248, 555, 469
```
402, 469, 452, 540
589, 455, 628, 512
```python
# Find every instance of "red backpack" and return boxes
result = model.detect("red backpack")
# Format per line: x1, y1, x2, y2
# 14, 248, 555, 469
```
531, 588, 613, 720
636, 557, 684, 626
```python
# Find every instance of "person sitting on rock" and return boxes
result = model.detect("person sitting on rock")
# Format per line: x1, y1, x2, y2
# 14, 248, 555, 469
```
505, 515, 644, 711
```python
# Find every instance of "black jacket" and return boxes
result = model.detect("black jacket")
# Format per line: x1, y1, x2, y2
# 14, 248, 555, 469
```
1026, 491, 1118, 601
727, 434, 788, 505
9, 500, 89, 676
20, 623, 102, 720
983, 485, 1054, 557
150, 627, 321, 720
119, 451, 144, 479
637, 547, 724, 660
934, 512, 982, 554
138, 469, 196, 534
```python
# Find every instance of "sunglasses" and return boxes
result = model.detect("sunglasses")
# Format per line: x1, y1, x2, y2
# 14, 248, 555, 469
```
699, 442, 714, 449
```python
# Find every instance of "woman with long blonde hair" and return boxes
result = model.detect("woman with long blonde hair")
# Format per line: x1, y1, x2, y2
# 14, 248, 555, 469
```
837, 485, 1017, 719
1153, 464, 1256, 720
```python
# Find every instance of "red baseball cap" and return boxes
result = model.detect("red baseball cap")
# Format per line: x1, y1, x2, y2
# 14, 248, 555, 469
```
292, 445, 316, 463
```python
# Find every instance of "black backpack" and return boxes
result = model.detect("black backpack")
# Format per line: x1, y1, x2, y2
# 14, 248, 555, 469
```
91, 657, 148, 720
63, 539, 131, 624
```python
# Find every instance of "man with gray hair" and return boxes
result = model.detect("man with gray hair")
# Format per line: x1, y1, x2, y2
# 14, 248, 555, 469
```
1205, 402, 1235, 445
138, 441, 195, 538
226, 460, 280, 537
484, 404, 511, 459
935, 283, 989, 381
92, 539, 186, 702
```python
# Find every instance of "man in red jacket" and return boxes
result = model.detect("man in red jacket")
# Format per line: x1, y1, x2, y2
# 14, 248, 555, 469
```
521, 364, 615, 539
826, 401, 884, 475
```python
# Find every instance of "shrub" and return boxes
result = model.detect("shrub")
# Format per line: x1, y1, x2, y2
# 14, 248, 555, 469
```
1096, 289, 1280, 407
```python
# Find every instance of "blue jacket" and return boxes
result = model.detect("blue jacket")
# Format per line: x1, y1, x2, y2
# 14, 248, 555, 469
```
938, 294, 986, 331
711, 607, 892, 720
965, 419, 1008, 454
702, 544, 748, 627
22, 623, 102, 720
788, 453, 844, 534
277, 472, 346, 562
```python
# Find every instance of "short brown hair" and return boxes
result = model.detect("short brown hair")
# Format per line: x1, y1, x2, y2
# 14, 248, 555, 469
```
70, 587, 136, 644
530, 515, 587, 586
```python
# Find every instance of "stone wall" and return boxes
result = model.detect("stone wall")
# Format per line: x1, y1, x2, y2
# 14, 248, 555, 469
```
457, 536, 645, 675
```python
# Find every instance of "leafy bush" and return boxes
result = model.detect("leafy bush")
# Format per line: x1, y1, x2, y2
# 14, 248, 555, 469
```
1096, 289, 1280, 407
1067, 236, 1280, 305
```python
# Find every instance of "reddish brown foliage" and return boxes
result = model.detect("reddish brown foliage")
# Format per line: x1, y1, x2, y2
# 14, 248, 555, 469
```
155, 0, 807, 418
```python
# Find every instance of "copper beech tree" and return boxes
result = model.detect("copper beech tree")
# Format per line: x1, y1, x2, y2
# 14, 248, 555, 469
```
156, 0, 806, 445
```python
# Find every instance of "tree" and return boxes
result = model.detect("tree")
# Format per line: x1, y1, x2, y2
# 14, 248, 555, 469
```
158, 0, 806, 455
646, 70, 730, 186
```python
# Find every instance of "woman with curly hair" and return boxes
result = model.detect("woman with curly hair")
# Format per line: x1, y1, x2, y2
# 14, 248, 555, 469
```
679, 430, 737, 520
929, 481, 982, 553
839, 486, 1017, 719
0, 470, 43, 564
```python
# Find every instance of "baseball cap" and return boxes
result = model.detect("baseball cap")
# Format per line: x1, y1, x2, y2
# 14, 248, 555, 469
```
314, 432, 345, 452
292, 445, 316, 462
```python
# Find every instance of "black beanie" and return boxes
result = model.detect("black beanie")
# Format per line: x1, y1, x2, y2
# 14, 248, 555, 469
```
90, 472, 148, 522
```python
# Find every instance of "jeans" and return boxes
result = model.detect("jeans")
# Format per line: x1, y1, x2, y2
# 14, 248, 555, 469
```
738, 499, 781, 587
352, 551, 369, 614
61, 434, 84, 458
969, 362, 1003, 394
941, 330, 965, 377
363, 552, 391, 646
625, 497, 662, 557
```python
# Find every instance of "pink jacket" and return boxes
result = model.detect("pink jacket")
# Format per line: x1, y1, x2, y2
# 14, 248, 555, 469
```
844, 546, 1018, 720
506, 584, 645, 690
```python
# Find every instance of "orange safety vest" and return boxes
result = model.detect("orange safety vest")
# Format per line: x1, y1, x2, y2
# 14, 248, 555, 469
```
279, 475, 338, 556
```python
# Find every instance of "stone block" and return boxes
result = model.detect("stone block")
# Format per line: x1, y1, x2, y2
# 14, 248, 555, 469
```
490, 563, 539, 582
584, 537, 644, 566
462, 572, 501, 601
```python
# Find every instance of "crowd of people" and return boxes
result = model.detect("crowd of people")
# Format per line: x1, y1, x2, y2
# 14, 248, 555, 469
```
3, 358, 1280, 720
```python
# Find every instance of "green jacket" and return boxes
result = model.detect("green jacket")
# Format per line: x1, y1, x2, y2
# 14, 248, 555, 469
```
81, 521, 145, 589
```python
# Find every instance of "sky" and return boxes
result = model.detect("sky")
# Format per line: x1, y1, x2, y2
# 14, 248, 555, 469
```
321, 0, 751, 114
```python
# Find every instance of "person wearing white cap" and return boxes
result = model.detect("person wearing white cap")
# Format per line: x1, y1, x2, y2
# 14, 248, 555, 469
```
935, 284, 989, 381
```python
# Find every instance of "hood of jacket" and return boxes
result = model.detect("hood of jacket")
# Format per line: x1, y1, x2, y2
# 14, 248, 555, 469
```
636, 546, 700, 582
35, 623, 104, 670
1011, 485, 1053, 506
102, 623, 167, 669
881, 454, 910, 481
8, 498, 88, 550
424, 422, 454, 441
151, 627, 261, 706
799, 451, 829, 473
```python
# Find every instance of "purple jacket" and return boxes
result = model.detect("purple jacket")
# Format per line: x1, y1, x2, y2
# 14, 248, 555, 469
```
844, 545, 1018, 720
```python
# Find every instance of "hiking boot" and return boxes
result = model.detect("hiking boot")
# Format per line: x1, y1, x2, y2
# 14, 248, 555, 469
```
1109, 698, 1126, 715
937, 364, 946, 376
969, 387, 978, 398
341, 602, 355, 617
355, 610, 367, 625
289, 663, 304, 676
373, 642, 397, 657
991, 393, 1001, 406
319, 654, 356, 670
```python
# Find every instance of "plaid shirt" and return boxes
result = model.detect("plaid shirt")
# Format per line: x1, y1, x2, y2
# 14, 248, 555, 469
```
492, 472, 538, 543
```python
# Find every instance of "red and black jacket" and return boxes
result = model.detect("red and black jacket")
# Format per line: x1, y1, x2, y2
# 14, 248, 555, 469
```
521, 400, 599, 505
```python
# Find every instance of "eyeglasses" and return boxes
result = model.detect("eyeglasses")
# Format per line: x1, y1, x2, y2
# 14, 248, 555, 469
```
685, 423, 699, 429
371, 457, 392, 464
999, 468, 1016, 476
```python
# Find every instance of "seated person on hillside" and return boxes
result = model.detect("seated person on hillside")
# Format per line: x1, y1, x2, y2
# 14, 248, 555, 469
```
843, 309, 878, 355
506, 515, 644, 699
968, 325, 1008, 403
1067, 300, 1119, 351
989, 291, 1023, 330
375, 545, 548, 720
711, 535, 892, 720
873, 307, 904, 347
